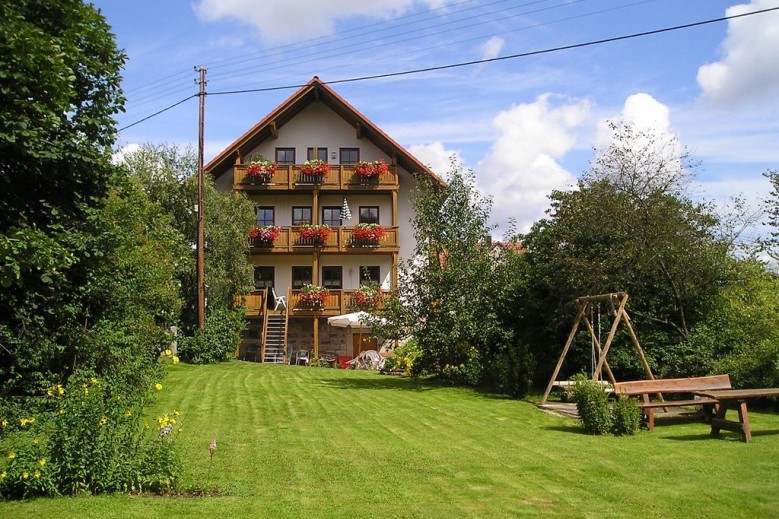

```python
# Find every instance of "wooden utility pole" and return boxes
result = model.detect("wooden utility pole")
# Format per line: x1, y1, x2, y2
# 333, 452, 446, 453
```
196, 66, 207, 329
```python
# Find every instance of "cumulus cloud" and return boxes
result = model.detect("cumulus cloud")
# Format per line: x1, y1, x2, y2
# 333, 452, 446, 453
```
408, 142, 462, 180
111, 143, 141, 165
476, 94, 590, 234
194, 0, 448, 43
697, 0, 779, 105
480, 36, 505, 61
595, 92, 671, 146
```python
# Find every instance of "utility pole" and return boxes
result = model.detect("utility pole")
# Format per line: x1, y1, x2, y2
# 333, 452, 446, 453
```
196, 66, 207, 330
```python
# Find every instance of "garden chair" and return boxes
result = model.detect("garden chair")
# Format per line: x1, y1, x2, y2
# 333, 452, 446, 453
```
271, 287, 287, 312
295, 349, 309, 366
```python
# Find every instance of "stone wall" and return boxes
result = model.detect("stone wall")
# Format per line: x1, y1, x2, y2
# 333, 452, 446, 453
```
287, 317, 350, 356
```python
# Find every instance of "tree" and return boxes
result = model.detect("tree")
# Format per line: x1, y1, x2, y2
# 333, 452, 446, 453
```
521, 122, 733, 380
763, 169, 779, 262
119, 143, 256, 333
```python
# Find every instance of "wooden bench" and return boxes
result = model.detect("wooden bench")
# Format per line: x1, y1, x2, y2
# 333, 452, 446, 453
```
613, 375, 732, 431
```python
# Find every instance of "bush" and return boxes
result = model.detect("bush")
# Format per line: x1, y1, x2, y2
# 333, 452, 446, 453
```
484, 342, 535, 398
610, 397, 641, 436
440, 345, 482, 386
0, 371, 181, 499
178, 308, 245, 364
572, 375, 611, 435
383, 339, 421, 376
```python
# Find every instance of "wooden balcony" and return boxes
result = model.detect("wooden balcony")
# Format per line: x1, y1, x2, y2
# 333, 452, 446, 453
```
287, 289, 387, 317
233, 164, 399, 192
235, 289, 267, 319
249, 226, 399, 254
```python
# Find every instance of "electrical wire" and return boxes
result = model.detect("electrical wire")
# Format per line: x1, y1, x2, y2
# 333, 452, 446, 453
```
118, 94, 197, 132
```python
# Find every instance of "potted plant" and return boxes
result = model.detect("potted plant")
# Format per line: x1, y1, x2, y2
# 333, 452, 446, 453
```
351, 284, 385, 311
248, 225, 281, 246
245, 156, 277, 183
299, 159, 330, 181
300, 284, 329, 307
351, 223, 385, 246
354, 159, 388, 179
298, 224, 330, 245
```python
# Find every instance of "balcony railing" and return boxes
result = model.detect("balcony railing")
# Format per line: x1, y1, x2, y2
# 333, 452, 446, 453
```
234, 164, 399, 191
287, 289, 388, 316
249, 226, 399, 253
234, 289, 267, 318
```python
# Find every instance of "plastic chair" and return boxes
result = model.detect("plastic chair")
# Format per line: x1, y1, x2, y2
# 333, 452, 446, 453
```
295, 349, 309, 366
271, 287, 287, 311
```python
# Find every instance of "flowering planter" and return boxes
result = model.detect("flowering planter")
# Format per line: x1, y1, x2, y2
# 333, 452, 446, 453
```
248, 226, 281, 246
298, 225, 330, 246
299, 284, 329, 309
351, 224, 385, 247
354, 160, 388, 180
298, 160, 330, 184
245, 159, 276, 184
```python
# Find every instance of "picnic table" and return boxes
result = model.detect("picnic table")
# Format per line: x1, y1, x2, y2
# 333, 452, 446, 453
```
693, 388, 779, 443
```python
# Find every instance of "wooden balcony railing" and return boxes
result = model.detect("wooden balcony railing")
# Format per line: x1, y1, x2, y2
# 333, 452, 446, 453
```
234, 164, 399, 191
249, 226, 399, 253
287, 289, 389, 316
234, 289, 267, 318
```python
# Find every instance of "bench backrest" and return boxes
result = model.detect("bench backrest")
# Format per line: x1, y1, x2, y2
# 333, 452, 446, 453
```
613, 374, 731, 396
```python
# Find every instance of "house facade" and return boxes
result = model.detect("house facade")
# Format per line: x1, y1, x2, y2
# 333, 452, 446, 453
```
206, 77, 442, 363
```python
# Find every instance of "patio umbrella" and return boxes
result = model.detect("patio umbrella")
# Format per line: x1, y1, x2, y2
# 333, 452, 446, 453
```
327, 312, 382, 358
340, 198, 352, 221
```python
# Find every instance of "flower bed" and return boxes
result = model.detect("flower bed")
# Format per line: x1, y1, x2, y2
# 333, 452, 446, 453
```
300, 284, 329, 306
351, 223, 385, 244
245, 157, 276, 183
248, 225, 281, 245
354, 159, 388, 178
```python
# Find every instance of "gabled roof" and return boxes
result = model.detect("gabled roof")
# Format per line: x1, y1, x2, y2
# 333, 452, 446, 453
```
205, 76, 445, 186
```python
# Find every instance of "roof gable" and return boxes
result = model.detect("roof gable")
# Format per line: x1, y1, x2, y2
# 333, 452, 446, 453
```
205, 76, 444, 187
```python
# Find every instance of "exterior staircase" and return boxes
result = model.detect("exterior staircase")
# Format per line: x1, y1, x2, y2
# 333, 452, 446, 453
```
263, 314, 287, 364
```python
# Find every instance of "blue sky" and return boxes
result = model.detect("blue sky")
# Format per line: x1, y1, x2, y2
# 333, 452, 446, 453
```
94, 0, 779, 235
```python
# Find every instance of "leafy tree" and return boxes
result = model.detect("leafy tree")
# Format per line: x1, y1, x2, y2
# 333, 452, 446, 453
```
119, 143, 256, 334
763, 169, 779, 262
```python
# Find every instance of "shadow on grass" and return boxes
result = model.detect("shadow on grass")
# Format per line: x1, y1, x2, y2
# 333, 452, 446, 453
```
544, 424, 585, 435
318, 375, 517, 400
664, 428, 779, 442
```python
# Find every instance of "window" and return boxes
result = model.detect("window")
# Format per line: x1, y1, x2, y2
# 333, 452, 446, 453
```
340, 147, 360, 164
292, 266, 312, 289
275, 147, 295, 165
322, 206, 341, 227
256, 207, 275, 226
322, 266, 342, 289
307, 147, 328, 161
254, 266, 274, 290
292, 207, 312, 226
359, 266, 380, 285
359, 206, 379, 224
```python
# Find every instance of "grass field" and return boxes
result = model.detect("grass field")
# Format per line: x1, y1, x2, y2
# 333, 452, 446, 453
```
2, 361, 778, 518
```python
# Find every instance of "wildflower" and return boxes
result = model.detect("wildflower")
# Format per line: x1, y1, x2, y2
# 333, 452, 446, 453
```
173, 409, 180, 417
124, 410, 132, 418
8, 452, 16, 460
34, 470, 40, 479
22, 471, 29, 480
144, 422, 150, 430
172, 356, 180, 365
90, 377, 99, 386
46, 388, 53, 397
154, 383, 163, 391
32, 439, 39, 446
20, 417, 35, 427
57, 384, 64, 395
39, 458, 46, 467
82, 384, 89, 395
59, 409, 65, 415
0, 471, 5, 480
1, 419, 7, 428
164, 349, 172, 357
99, 415, 108, 426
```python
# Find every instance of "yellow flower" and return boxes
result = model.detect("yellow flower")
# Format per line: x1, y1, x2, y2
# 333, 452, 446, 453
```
39, 458, 46, 467
90, 377, 99, 386
57, 384, 65, 395
34, 470, 40, 479
154, 383, 163, 391
1, 419, 7, 428
0, 471, 6, 480
144, 423, 150, 430
124, 410, 132, 418
59, 409, 65, 415
164, 349, 172, 357
172, 356, 180, 364
173, 409, 180, 417
82, 384, 89, 395
22, 471, 29, 480
8, 452, 16, 460
46, 388, 53, 397
99, 415, 108, 426
32, 439, 39, 446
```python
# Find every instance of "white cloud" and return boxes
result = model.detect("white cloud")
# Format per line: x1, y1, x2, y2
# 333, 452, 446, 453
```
408, 142, 462, 180
697, 0, 779, 105
476, 94, 590, 234
595, 92, 671, 146
111, 143, 141, 165
480, 36, 504, 61
193, 0, 448, 43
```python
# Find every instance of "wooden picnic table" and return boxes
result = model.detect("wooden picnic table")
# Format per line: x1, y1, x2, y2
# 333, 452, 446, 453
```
693, 388, 779, 443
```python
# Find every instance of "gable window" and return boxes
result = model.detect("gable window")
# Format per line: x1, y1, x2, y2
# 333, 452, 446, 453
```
307, 147, 328, 161
292, 206, 312, 226
340, 147, 360, 164
359, 206, 379, 224
322, 266, 343, 289
254, 266, 274, 290
256, 207, 275, 226
292, 266, 313, 289
275, 147, 295, 165
322, 206, 341, 227
359, 266, 380, 285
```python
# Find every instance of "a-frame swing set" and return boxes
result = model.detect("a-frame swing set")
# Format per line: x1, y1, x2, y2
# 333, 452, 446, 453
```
541, 292, 657, 404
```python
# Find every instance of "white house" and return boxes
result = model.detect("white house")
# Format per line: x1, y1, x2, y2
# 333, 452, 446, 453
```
205, 76, 443, 363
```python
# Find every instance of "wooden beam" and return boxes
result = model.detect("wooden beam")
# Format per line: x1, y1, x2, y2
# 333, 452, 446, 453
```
391, 252, 398, 291
391, 191, 398, 227
355, 122, 362, 139
592, 294, 628, 381
313, 317, 320, 358
234, 150, 242, 164
270, 120, 278, 139
542, 302, 587, 404
574, 292, 627, 305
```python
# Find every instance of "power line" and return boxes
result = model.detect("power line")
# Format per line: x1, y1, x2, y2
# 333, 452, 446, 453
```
209, 6, 779, 97
116, 6, 779, 131
118, 94, 197, 132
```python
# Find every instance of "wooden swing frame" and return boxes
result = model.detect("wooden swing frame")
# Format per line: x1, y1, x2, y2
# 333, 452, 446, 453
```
541, 292, 657, 404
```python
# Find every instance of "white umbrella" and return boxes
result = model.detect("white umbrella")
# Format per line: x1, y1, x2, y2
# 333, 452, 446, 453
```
327, 311, 384, 357
340, 198, 352, 221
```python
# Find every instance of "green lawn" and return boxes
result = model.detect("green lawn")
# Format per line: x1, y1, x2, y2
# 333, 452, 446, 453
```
2, 361, 779, 518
